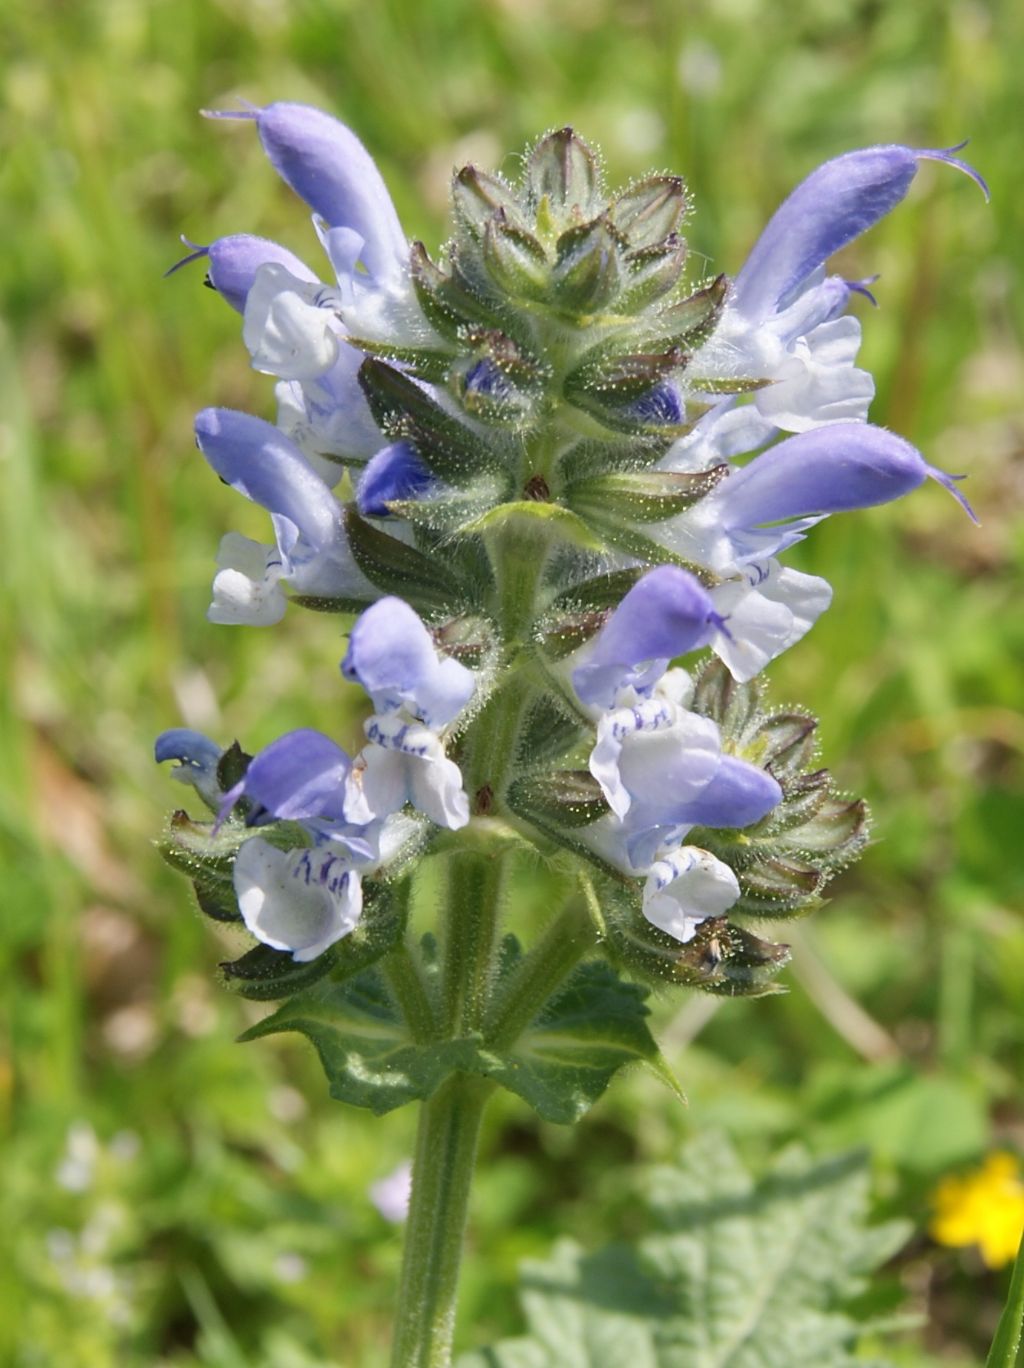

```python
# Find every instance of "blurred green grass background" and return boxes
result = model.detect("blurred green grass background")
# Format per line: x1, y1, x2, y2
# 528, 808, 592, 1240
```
1, 0, 1022, 1362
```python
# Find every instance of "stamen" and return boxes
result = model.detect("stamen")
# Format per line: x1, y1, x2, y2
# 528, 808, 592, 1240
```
164, 238, 210, 279
846, 274, 880, 307
918, 143, 991, 202
200, 102, 260, 121
927, 465, 980, 524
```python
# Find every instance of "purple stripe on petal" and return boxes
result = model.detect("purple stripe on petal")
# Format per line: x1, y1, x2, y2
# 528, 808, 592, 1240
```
357, 441, 435, 517
236, 728, 350, 823
255, 102, 408, 281
195, 407, 343, 551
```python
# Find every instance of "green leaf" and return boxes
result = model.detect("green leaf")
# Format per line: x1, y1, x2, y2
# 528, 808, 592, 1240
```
214, 740, 251, 794
289, 590, 377, 614
617, 238, 688, 313
483, 214, 550, 299
240, 949, 668, 1122
221, 941, 342, 999
507, 771, 607, 828
410, 240, 506, 340
547, 566, 646, 617
986, 1228, 1024, 1368
458, 500, 605, 550
499, 960, 675, 1122
550, 216, 622, 312
343, 334, 455, 383
460, 1135, 909, 1368
600, 880, 793, 997
459, 1242, 666, 1367
653, 272, 728, 348
573, 512, 718, 584
159, 811, 244, 921
565, 465, 727, 525
513, 693, 589, 767
357, 356, 507, 483
452, 164, 529, 240
344, 506, 472, 613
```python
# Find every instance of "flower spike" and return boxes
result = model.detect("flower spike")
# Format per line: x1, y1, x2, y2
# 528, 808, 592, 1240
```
159, 111, 985, 1028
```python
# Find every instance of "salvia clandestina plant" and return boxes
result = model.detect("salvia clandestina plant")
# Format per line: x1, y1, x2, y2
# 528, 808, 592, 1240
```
156, 104, 987, 1365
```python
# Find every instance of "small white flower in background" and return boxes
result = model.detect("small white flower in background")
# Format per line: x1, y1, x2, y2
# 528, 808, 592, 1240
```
274, 1251, 309, 1283
56, 1122, 100, 1193
370, 1160, 413, 1223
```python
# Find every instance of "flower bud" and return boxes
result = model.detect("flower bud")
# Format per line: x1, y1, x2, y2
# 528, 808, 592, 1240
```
566, 466, 727, 525
689, 660, 870, 916
525, 127, 601, 220
654, 273, 729, 349
550, 217, 622, 312
451, 164, 526, 240
482, 212, 549, 299
600, 880, 791, 997
158, 809, 245, 923
618, 236, 688, 312
610, 174, 689, 248
409, 241, 499, 341
507, 771, 608, 829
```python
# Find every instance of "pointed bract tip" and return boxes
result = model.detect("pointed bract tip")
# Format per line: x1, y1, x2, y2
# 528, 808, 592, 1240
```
212, 779, 245, 834
917, 144, 990, 202
928, 466, 980, 524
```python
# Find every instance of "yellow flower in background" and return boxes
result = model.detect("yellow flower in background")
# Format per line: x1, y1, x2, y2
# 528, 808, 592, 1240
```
930, 1152, 1024, 1269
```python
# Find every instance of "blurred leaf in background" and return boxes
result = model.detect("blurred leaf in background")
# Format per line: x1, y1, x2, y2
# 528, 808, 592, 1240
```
1, 0, 1021, 1362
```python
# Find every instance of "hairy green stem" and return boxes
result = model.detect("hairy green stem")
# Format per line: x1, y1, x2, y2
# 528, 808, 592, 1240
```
383, 938, 439, 1044
484, 893, 597, 1047
462, 679, 530, 801
391, 473, 579, 1363
389, 1074, 494, 1368
492, 522, 550, 642
441, 847, 508, 1035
